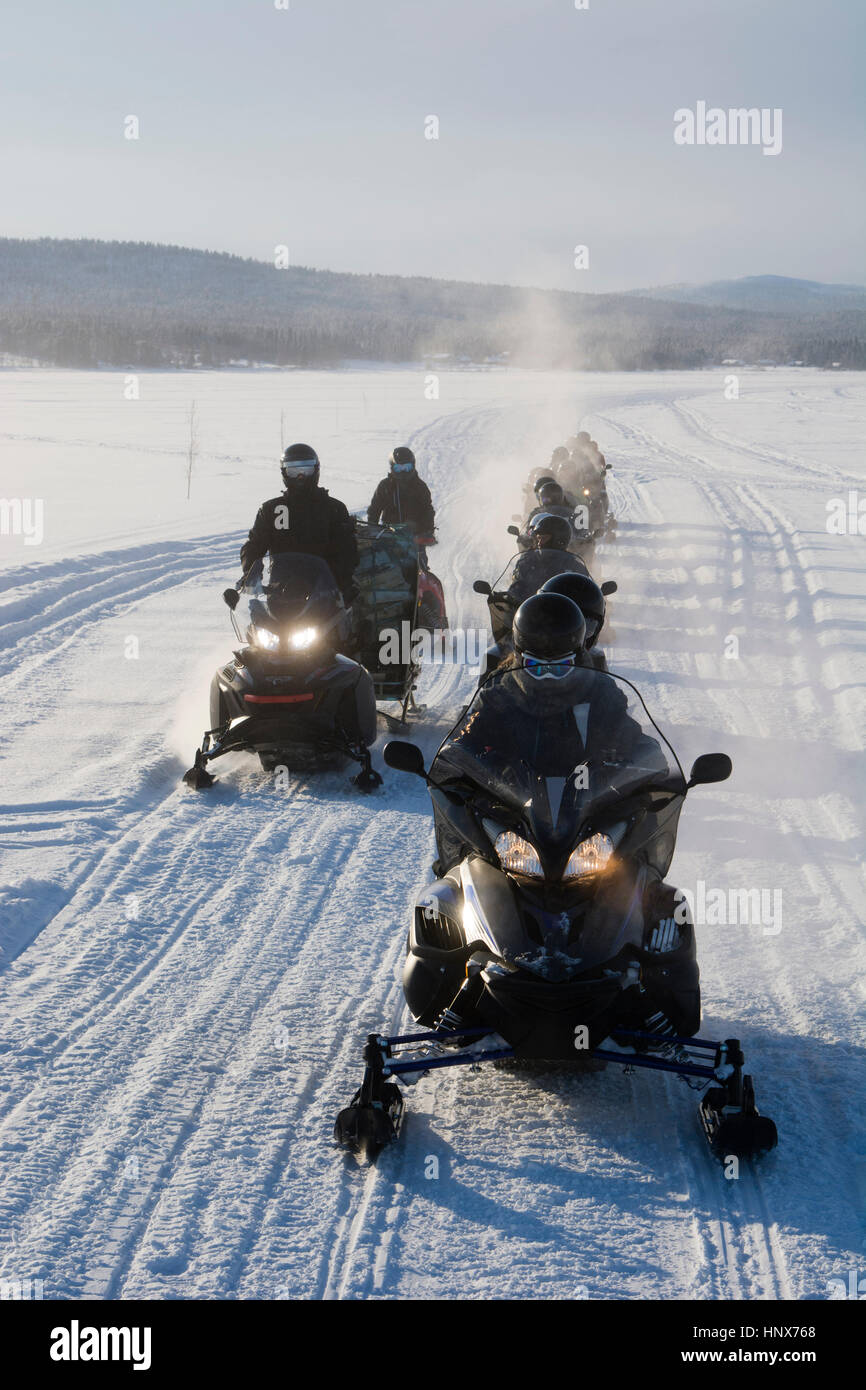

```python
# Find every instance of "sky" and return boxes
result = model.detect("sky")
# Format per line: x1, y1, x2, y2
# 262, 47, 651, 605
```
1, 0, 864, 293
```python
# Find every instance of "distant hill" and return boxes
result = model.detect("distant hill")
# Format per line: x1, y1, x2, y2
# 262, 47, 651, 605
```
626, 274, 866, 316
1, 239, 864, 370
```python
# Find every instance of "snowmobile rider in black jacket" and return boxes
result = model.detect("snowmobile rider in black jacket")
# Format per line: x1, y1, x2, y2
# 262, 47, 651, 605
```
431, 594, 667, 872
368, 447, 435, 537
240, 443, 359, 600
526, 480, 577, 527
507, 512, 589, 606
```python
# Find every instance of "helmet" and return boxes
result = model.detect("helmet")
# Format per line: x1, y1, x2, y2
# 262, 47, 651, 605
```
537, 480, 565, 508
540, 571, 606, 647
550, 446, 570, 467
390, 446, 416, 474
532, 473, 557, 498
281, 443, 320, 489
512, 593, 586, 685
576, 431, 592, 445
526, 511, 573, 550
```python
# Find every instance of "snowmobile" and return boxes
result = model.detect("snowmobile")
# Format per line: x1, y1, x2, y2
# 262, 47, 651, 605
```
353, 521, 447, 729
182, 552, 382, 791
334, 667, 778, 1163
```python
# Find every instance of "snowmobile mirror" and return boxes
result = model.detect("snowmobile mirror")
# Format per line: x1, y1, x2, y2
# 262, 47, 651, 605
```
223, 588, 240, 610
383, 740, 427, 777
687, 753, 733, 788
507, 525, 520, 537
600, 580, 617, 596
473, 579, 492, 596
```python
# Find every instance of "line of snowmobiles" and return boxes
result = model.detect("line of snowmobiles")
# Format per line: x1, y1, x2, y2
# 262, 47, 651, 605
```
182, 521, 448, 793
333, 461, 779, 1168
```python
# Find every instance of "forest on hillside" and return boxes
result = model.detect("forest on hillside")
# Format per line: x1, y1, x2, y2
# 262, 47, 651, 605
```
1, 238, 864, 370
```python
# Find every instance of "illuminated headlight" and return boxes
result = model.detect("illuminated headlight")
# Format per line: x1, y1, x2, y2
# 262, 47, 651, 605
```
563, 832, 613, 881
289, 626, 318, 651
494, 831, 543, 878
253, 626, 280, 651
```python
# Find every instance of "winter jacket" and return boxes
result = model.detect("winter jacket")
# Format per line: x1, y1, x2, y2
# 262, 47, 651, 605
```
240, 485, 359, 594
506, 547, 590, 606
368, 473, 435, 534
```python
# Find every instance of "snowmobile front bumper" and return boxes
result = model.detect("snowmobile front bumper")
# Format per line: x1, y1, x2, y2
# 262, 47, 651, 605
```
334, 1026, 778, 1164
182, 717, 382, 790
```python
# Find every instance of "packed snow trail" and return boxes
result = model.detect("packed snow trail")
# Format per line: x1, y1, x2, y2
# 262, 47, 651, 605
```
0, 369, 862, 1300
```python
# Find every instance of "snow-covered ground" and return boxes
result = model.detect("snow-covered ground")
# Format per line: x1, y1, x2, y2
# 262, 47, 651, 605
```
0, 366, 863, 1300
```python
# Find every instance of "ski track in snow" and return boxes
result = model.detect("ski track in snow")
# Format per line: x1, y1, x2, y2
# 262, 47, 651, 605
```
0, 368, 863, 1301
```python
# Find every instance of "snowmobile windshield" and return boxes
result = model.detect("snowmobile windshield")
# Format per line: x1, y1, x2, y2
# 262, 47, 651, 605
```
234, 553, 345, 653
432, 668, 685, 870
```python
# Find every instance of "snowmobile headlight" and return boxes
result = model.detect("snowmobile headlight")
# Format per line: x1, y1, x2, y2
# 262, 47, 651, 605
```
494, 831, 544, 878
253, 626, 280, 651
563, 832, 614, 881
289, 626, 318, 650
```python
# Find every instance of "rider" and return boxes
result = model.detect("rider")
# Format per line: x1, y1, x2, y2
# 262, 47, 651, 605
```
539, 571, 610, 670
240, 443, 359, 600
368, 447, 435, 538
433, 594, 666, 872
526, 480, 576, 526
507, 513, 589, 605
569, 431, 610, 527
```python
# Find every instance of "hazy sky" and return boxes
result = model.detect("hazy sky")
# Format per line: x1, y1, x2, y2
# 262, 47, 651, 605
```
2, 0, 863, 292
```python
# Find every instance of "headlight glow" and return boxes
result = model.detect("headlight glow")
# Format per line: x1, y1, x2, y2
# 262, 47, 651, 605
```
563, 832, 614, 880
494, 831, 544, 878
253, 626, 280, 650
289, 626, 318, 650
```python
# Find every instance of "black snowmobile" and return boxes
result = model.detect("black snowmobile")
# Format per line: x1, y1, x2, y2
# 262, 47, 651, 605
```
182, 552, 382, 791
334, 667, 778, 1162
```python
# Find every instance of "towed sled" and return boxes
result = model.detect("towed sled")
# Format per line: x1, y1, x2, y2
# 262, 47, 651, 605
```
183, 552, 382, 791
335, 668, 778, 1163
353, 521, 448, 730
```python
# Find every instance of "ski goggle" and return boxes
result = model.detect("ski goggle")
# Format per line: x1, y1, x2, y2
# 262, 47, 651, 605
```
282, 459, 318, 480
521, 652, 578, 680
391, 461, 414, 473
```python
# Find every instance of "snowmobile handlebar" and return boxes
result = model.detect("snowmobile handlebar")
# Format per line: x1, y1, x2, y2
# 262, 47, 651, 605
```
472, 579, 515, 606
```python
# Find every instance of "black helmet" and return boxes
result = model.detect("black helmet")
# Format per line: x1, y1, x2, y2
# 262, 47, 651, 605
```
532, 473, 557, 498
390, 446, 416, 473
513, 593, 586, 660
537, 480, 565, 508
526, 511, 573, 550
540, 571, 606, 647
281, 443, 320, 489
